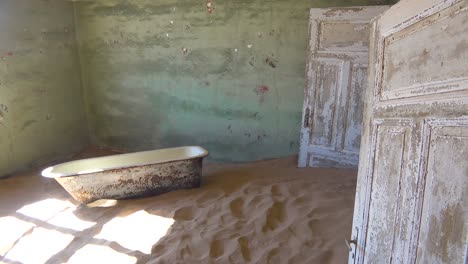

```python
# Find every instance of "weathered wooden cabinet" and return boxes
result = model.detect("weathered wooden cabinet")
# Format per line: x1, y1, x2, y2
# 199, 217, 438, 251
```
298, 6, 389, 168
349, 0, 468, 263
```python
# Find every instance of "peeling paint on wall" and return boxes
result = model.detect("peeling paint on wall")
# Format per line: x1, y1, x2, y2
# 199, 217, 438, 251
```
75, 0, 396, 162
0, 0, 89, 177
206, 0, 215, 14
265, 56, 277, 68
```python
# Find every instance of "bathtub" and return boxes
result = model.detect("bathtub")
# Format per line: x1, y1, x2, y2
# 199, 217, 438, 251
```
42, 146, 209, 204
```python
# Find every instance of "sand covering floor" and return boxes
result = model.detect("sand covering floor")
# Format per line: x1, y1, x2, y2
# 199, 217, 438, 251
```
0, 152, 356, 264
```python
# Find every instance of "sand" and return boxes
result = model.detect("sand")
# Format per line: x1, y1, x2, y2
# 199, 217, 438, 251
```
0, 150, 357, 264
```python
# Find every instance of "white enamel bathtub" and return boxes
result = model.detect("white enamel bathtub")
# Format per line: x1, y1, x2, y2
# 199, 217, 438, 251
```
42, 146, 209, 204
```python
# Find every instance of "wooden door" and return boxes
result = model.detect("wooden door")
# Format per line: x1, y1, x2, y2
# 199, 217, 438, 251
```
349, 0, 468, 263
299, 6, 389, 168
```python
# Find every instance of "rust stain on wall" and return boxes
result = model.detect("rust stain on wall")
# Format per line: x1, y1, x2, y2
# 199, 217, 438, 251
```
254, 85, 270, 103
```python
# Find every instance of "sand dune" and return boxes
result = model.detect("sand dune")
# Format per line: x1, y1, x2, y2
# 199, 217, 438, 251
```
0, 155, 356, 264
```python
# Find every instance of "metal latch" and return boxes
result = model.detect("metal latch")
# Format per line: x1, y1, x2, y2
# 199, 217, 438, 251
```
345, 239, 357, 251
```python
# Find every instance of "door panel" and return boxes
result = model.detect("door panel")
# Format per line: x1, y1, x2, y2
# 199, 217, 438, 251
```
380, 4, 468, 100
350, 1, 468, 263
311, 60, 343, 147
366, 124, 408, 262
343, 64, 367, 153
299, 6, 389, 168
319, 22, 370, 51
364, 120, 420, 263
416, 120, 468, 264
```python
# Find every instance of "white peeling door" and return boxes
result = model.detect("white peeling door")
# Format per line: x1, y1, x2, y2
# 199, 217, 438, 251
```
298, 6, 389, 168
349, 0, 468, 263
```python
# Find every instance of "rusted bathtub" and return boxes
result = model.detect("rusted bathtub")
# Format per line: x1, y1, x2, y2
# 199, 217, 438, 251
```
42, 146, 209, 204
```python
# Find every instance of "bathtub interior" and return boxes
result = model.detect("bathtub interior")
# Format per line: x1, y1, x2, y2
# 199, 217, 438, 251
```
42, 146, 208, 178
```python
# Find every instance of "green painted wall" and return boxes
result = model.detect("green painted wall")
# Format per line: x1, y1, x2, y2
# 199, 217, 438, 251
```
76, 0, 395, 162
0, 1, 89, 177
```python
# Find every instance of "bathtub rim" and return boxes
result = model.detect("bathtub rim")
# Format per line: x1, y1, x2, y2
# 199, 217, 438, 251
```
41, 146, 209, 178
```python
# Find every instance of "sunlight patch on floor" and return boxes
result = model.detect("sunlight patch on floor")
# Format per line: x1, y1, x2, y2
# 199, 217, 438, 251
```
3, 227, 74, 264
68, 244, 137, 264
95, 210, 175, 254
86, 199, 119, 208
0, 216, 35, 255
1, 199, 175, 263
47, 207, 96, 231
16, 198, 75, 221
